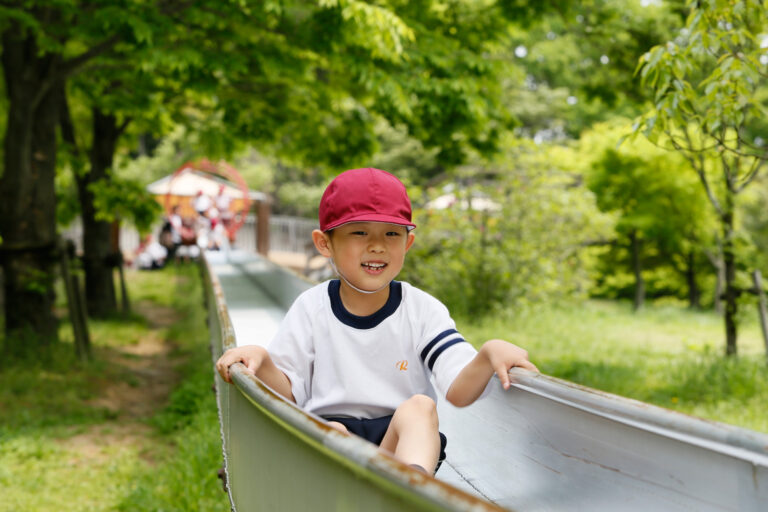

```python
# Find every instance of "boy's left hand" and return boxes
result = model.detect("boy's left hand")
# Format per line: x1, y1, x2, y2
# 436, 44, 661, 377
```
480, 339, 539, 390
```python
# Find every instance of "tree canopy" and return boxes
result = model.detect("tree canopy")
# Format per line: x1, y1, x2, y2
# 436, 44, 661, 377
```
2, 0, 767, 359
0, 0, 554, 343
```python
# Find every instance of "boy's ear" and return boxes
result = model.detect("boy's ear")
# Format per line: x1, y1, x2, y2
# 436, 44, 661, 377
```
312, 229, 332, 257
405, 231, 415, 252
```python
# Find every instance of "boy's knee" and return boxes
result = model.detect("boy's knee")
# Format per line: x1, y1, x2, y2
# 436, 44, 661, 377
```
399, 394, 437, 418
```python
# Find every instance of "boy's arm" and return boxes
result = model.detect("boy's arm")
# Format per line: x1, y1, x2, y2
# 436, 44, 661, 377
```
445, 339, 538, 407
215, 345, 296, 403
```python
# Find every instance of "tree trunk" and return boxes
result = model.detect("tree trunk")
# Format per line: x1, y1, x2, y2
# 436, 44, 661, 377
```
686, 249, 701, 309
0, 29, 61, 345
704, 236, 725, 315
714, 257, 725, 315
629, 230, 645, 311
75, 108, 123, 317
752, 270, 768, 364
722, 205, 738, 356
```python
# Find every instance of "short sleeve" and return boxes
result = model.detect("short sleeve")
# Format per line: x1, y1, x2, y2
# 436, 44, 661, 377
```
430, 341, 478, 397
267, 295, 315, 407
413, 291, 479, 398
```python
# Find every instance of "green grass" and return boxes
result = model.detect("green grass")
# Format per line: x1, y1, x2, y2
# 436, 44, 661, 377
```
0, 264, 229, 512
458, 299, 768, 434
115, 352, 228, 512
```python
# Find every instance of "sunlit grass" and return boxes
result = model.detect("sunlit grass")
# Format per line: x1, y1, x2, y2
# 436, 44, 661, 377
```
0, 433, 143, 512
459, 300, 768, 433
0, 263, 228, 512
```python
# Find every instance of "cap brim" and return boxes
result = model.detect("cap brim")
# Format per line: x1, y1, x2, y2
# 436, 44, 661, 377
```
323, 213, 416, 232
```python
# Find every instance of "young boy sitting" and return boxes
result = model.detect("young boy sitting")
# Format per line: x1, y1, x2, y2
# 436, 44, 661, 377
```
215, 167, 538, 475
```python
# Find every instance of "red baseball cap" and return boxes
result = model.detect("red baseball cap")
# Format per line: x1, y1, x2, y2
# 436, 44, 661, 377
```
319, 168, 416, 232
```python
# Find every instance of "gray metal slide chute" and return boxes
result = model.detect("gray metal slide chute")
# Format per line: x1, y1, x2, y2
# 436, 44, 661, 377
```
205, 251, 768, 511
439, 371, 768, 511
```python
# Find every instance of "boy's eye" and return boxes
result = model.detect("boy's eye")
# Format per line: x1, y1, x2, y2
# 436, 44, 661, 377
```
386, 231, 400, 237
351, 231, 367, 236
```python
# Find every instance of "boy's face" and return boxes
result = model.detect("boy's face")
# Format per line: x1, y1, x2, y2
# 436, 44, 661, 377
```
313, 222, 415, 294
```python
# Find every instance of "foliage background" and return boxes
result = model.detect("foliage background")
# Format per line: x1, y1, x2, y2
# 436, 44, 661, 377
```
2, 1, 768, 508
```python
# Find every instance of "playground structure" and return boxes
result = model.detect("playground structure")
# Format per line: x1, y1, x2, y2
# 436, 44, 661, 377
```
147, 159, 271, 254
205, 250, 768, 511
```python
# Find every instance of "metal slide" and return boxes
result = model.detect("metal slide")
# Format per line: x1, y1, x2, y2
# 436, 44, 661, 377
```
205, 251, 768, 511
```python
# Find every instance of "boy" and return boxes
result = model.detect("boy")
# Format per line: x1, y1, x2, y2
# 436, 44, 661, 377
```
216, 167, 538, 474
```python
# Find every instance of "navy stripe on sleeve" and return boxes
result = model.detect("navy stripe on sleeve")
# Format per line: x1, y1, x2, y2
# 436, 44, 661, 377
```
427, 338, 466, 371
420, 329, 458, 362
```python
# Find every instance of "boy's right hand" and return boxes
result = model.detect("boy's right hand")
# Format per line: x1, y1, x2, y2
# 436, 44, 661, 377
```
215, 345, 267, 383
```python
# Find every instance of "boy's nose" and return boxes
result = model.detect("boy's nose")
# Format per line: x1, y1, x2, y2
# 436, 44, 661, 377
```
367, 236, 385, 252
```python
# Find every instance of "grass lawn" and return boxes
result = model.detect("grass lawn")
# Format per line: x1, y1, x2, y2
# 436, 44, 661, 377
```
0, 264, 229, 512
459, 299, 768, 434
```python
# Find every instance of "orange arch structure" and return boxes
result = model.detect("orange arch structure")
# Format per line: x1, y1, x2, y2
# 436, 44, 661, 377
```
164, 159, 253, 241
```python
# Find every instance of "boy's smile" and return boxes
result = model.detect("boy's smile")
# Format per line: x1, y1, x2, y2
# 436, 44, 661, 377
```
362, 261, 387, 274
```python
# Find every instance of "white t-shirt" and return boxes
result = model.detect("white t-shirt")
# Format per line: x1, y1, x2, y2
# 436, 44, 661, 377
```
268, 280, 479, 419
136, 241, 167, 269
215, 193, 232, 216
193, 194, 212, 214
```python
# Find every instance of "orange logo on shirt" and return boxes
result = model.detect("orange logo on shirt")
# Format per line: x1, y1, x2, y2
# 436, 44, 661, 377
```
396, 360, 408, 371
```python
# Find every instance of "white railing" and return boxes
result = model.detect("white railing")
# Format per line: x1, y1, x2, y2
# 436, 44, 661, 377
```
233, 214, 317, 255
59, 217, 143, 256
61, 214, 317, 257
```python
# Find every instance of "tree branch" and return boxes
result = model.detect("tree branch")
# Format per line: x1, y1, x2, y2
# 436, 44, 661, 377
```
720, 150, 735, 196
117, 117, 133, 136
677, 127, 724, 217
58, 84, 79, 153
711, 129, 768, 160
60, 34, 122, 78
736, 158, 766, 193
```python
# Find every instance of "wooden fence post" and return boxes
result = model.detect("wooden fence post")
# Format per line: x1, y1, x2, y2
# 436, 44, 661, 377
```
59, 239, 91, 361
111, 220, 131, 314
753, 270, 768, 363
114, 252, 131, 315
74, 266, 92, 358
256, 200, 270, 256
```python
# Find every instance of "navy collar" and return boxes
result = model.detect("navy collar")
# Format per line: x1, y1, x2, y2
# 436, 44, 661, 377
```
328, 280, 402, 329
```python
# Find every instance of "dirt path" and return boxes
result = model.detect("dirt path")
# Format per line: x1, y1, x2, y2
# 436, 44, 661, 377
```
56, 302, 184, 465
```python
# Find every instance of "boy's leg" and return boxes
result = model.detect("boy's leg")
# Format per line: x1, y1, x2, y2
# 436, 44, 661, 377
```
379, 394, 440, 473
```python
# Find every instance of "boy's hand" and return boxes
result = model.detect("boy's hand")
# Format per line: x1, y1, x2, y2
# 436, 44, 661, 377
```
215, 345, 296, 403
215, 345, 267, 383
446, 338, 538, 407
480, 339, 539, 390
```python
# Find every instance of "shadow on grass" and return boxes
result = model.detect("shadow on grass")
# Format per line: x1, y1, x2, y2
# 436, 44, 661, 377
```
0, 307, 168, 439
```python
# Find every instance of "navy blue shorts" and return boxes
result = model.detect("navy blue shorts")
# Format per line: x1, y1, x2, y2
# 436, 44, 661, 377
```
322, 415, 447, 472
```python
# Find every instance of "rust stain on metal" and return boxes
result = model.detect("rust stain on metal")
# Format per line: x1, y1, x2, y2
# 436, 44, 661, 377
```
374, 455, 508, 511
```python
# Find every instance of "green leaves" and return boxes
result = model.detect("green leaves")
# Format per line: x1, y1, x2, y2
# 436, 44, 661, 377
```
329, 0, 415, 61
636, 0, 768, 160
402, 137, 613, 317
89, 177, 162, 234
